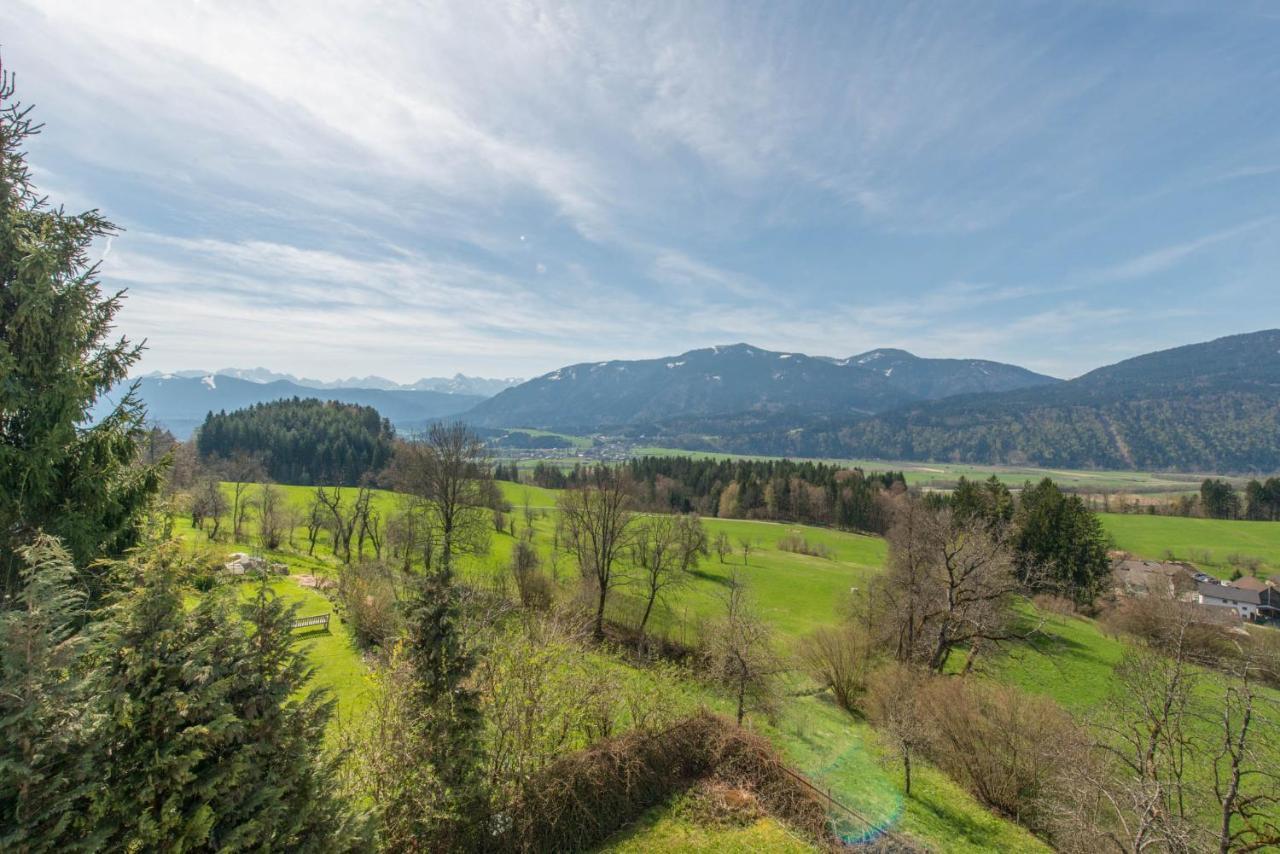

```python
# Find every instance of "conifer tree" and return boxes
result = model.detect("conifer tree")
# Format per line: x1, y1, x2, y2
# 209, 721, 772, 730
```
0, 64, 161, 603
88, 552, 365, 850
0, 536, 98, 852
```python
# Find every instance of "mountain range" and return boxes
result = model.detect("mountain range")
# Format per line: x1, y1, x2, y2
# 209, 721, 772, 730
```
669, 330, 1280, 472
464, 344, 1058, 433
119, 331, 1280, 472
141, 368, 522, 397
106, 375, 484, 439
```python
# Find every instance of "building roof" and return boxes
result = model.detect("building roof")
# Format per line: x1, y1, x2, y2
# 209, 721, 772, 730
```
1230, 576, 1269, 592
1198, 582, 1261, 605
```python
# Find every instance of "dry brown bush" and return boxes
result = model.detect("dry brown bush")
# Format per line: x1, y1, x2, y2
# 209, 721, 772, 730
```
798, 623, 874, 713
495, 712, 831, 853
920, 678, 1084, 836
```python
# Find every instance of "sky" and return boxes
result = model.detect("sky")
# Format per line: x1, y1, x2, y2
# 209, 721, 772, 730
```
3, 1, 1279, 382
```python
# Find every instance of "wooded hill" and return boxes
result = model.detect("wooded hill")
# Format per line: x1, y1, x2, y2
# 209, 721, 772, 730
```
196, 398, 395, 486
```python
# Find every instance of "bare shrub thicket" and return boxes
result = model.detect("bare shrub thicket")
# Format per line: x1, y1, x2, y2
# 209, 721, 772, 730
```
797, 622, 874, 713
923, 678, 1084, 836
336, 560, 402, 649
777, 532, 833, 559
495, 712, 832, 853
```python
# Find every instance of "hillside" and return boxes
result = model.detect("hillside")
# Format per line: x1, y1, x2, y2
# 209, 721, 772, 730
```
100, 374, 483, 438
709, 330, 1280, 472
466, 343, 1056, 433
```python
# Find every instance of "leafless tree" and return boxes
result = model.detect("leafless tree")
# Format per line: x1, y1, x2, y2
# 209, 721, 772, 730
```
631, 515, 688, 638
257, 482, 285, 550
192, 477, 228, 540
314, 485, 355, 562
1210, 640, 1280, 853
865, 662, 931, 796
702, 572, 784, 725
738, 536, 755, 565
304, 493, 326, 556
1090, 618, 1201, 853
875, 498, 1027, 672
558, 467, 636, 641
220, 451, 265, 541
713, 530, 732, 563
391, 422, 492, 579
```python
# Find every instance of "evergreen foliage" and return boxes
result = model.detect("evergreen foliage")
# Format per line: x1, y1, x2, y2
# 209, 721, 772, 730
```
89, 552, 365, 850
397, 570, 487, 848
0, 68, 161, 600
1013, 479, 1113, 606
196, 397, 394, 486
0, 537, 96, 852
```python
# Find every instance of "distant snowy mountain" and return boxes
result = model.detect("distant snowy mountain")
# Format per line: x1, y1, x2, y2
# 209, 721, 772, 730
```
466, 343, 1057, 432
108, 375, 485, 439
140, 368, 522, 397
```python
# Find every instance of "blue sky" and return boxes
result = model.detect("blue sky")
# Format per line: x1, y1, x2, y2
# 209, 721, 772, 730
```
4, 1, 1278, 381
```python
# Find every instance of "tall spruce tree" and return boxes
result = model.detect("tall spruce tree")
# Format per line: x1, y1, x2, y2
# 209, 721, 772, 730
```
0, 536, 98, 852
1014, 478, 1113, 606
88, 554, 365, 850
398, 569, 487, 848
0, 65, 161, 603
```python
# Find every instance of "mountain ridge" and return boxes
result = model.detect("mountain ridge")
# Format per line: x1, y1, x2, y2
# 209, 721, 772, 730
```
465, 343, 1058, 432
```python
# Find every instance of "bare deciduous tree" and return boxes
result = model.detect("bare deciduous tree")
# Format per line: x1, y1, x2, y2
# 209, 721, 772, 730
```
220, 451, 265, 541
257, 482, 284, 550
630, 513, 705, 638
702, 573, 784, 725
391, 422, 492, 579
865, 662, 931, 796
713, 530, 732, 563
875, 498, 1028, 672
558, 467, 636, 641
1210, 641, 1280, 853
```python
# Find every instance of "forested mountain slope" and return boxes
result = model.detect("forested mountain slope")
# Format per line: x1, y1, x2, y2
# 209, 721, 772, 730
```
717, 330, 1280, 472
466, 343, 1056, 432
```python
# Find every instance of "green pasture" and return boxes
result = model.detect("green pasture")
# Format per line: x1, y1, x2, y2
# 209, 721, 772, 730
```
633, 447, 1245, 493
1100, 512, 1280, 579
173, 477, 1280, 850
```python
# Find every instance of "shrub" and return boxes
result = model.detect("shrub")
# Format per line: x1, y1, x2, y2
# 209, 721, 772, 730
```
777, 532, 833, 559
336, 561, 402, 649
797, 624, 873, 713
921, 678, 1082, 835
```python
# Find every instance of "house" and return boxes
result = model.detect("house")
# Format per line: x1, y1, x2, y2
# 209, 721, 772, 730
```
1113, 559, 1197, 599
1196, 581, 1280, 621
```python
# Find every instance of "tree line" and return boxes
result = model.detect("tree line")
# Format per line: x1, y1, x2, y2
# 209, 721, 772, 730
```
513, 457, 907, 533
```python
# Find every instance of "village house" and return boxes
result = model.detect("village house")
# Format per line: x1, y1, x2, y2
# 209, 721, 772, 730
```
1196, 580, 1280, 622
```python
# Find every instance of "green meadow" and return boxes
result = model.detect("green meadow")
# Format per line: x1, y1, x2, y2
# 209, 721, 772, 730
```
179, 478, 1280, 851
632, 447, 1238, 492
1100, 511, 1280, 578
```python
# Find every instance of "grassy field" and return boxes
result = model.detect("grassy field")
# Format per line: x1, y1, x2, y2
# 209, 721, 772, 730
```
179, 477, 1280, 850
1100, 512, 1280, 579
181, 480, 1046, 850
632, 447, 1250, 493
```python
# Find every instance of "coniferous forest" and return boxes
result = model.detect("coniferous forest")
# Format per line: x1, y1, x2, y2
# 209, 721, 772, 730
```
196, 398, 395, 486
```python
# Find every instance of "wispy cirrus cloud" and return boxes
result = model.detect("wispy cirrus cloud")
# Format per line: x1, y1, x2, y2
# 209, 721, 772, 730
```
2, 0, 1278, 379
